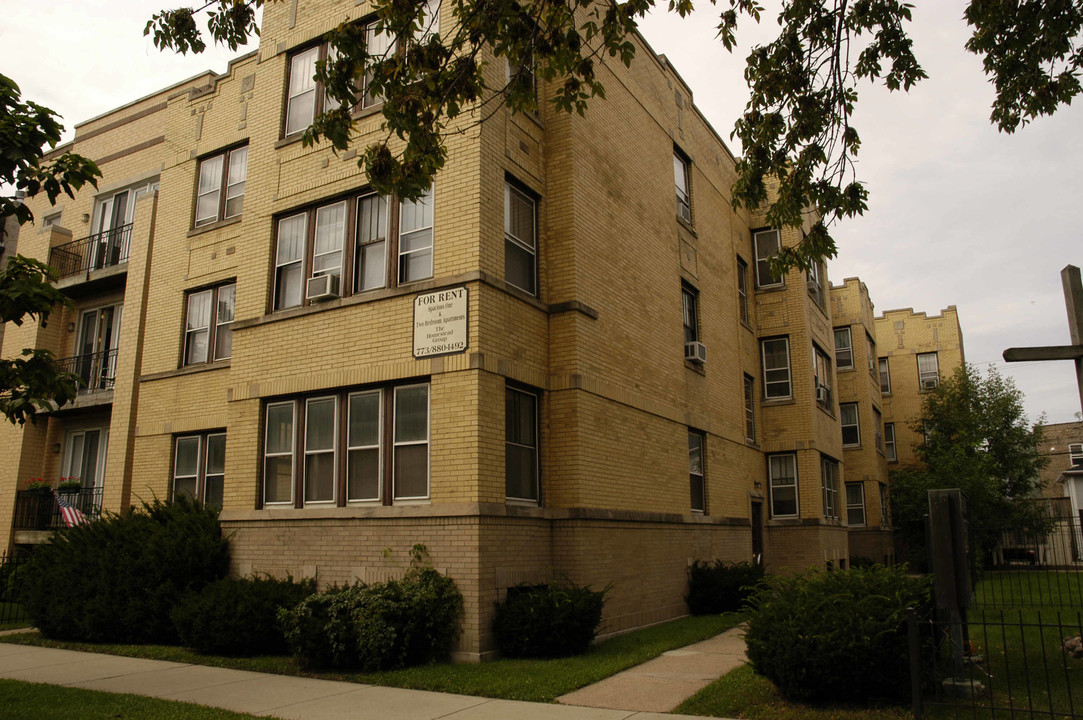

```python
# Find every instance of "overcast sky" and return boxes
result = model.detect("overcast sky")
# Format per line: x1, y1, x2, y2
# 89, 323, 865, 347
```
2, 1, 1080, 425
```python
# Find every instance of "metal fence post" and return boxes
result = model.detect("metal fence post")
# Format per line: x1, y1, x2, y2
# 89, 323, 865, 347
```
908, 607, 923, 720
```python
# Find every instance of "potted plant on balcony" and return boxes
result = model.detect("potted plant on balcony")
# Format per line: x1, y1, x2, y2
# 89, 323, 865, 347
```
58, 477, 82, 495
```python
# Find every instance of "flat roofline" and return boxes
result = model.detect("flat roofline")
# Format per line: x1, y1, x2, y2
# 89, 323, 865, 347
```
73, 50, 258, 132
876, 305, 959, 321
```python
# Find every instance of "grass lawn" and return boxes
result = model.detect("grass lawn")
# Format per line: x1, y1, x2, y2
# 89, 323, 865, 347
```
973, 568, 1083, 608
0, 678, 281, 720
675, 665, 912, 720
0, 613, 739, 703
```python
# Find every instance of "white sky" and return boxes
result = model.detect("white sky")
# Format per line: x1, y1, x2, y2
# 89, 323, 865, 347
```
2, 1, 1080, 424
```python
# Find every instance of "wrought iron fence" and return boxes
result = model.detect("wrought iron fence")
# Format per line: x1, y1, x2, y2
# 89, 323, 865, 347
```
0, 551, 31, 628
977, 509, 1083, 609
910, 608, 1083, 719
56, 348, 118, 392
13, 488, 104, 531
48, 223, 132, 278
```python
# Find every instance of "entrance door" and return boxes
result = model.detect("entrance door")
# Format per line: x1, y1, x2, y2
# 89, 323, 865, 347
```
75, 305, 122, 389
751, 500, 764, 566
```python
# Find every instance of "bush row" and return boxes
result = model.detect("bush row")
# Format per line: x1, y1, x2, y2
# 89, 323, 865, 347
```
685, 560, 764, 615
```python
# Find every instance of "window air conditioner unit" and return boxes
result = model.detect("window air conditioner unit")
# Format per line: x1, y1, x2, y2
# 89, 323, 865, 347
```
684, 341, 707, 364
816, 385, 827, 403
921, 378, 939, 390
306, 273, 340, 302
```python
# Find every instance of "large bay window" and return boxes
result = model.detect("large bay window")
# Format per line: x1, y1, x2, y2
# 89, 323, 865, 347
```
273, 186, 433, 311
262, 382, 429, 507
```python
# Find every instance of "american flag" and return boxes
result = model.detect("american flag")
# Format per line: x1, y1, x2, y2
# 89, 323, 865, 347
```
53, 490, 89, 527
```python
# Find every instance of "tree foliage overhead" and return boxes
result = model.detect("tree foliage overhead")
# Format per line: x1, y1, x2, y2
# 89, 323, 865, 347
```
1, 73, 100, 424
146, 0, 1082, 270
890, 364, 1049, 569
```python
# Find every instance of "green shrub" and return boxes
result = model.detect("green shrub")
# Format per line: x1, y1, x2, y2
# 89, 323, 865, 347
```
171, 575, 316, 656
744, 565, 933, 703
19, 497, 229, 643
685, 560, 765, 615
279, 550, 462, 670
492, 581, 606, 658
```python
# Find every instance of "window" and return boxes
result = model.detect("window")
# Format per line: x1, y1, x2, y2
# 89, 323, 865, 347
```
753, 229, 782, 287
879, 357, 892, 394
833, 327, 853, 369
813, 344, 832, 409
879, 483, 890, 527
821, 456, 840, 520
505, 181, 536, 295
807, 260, 824, 308
273, 186, 433, 310
873, 407, 884, 452
184, 283, 235, 365
866, 333, 876, 373
285, 45, 327, 137
361, 20, 396, 109
736, 257, 749, 324
917, 352, 939, 389
262, 383, 429, 506
884, 422, 897, 461
682, 284, 699, 345
689, 430, 706, 512
761, 337, 791, 399
1070, 443, 1083, 468
674, 151, 691, 223
743, 374, 756, 442
841, 403, 860, 446
506, 386, 539, 502
42, 212, 61, 228
845, 482, 865, 526
194, 146, 247, 227
768, 454, 798, 517
173, 432, 225, 508
505, 49, 537, 106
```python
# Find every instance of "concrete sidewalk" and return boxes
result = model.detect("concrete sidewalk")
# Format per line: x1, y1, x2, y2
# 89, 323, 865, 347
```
558, 626, 747, 713
0, 638, 742, 719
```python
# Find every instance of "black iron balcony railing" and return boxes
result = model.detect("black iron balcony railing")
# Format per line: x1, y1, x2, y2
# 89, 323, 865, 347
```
57, 348, 118, 392
49, 223, 132, 279
13, 488, 104, 530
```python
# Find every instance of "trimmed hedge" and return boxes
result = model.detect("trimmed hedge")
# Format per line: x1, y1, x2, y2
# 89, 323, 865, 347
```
492, 581, 606, 658
19, 497, 229, 644
171, 575, 316, 656
744, 565, 933, 703
685, 560, 764, 615
279, 554, 462, 670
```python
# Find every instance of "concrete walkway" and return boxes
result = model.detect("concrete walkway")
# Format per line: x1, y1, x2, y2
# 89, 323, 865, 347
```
0, 635, 744, 720
557, 626, 747, 713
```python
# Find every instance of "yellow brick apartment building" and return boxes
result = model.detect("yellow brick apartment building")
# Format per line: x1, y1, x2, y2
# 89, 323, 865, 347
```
0, 0, 961, 658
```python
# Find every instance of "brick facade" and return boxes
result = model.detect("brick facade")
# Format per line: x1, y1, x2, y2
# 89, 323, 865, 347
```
0, 0, 964, 659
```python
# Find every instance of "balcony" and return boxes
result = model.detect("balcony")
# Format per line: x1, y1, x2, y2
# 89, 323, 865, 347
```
49, 224, 131, 295
51, 349, 118, 412
13, 488, 104, 532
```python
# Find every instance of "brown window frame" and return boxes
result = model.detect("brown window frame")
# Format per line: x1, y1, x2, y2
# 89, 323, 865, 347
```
172, 431, 226, 508
182, 282, 235, 367
193, 144, 248, 228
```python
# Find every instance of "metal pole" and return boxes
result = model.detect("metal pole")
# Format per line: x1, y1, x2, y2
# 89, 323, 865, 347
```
908, 608, 924, 720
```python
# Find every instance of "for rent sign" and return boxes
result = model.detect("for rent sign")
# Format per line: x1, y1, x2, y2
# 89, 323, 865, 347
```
413, 287, 468, 358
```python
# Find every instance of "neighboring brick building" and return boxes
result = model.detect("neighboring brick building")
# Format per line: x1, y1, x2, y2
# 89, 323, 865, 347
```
829, 278, 893, 564
1038, 420, 1083, 512
874, 305, 966, 468
0, 0, 958, 658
